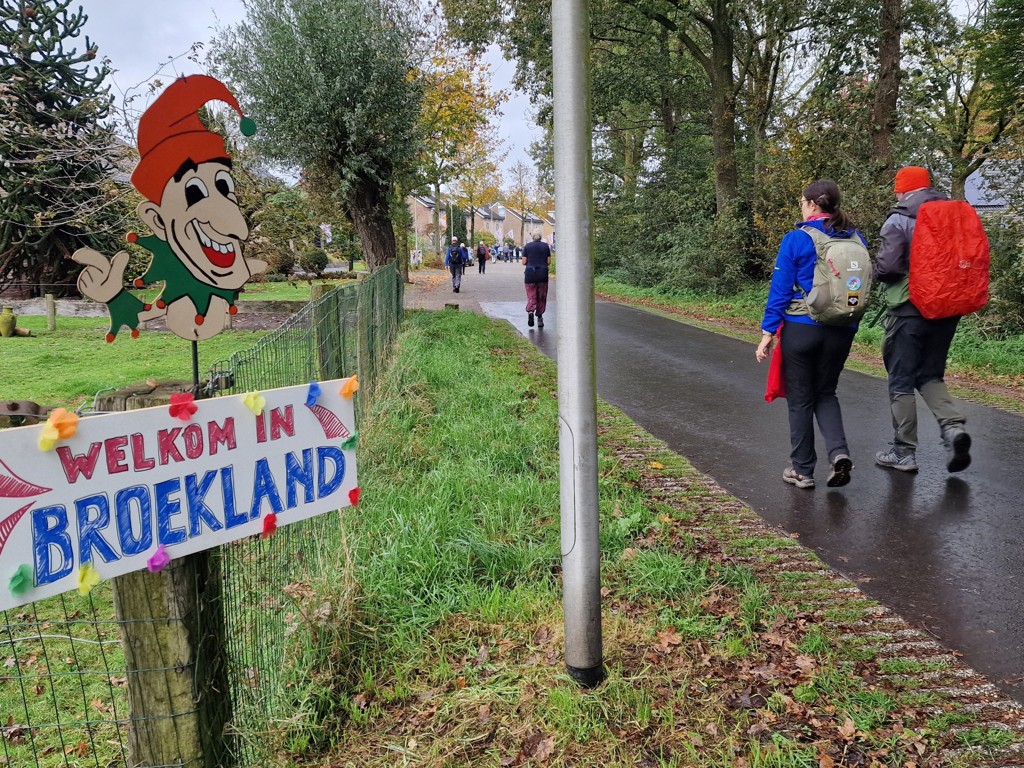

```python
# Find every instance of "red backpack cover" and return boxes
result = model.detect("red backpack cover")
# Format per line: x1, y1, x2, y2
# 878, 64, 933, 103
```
909, 200, 990, 319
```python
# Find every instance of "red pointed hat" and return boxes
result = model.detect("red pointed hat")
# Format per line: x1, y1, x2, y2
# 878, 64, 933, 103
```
131, 74, 255, 203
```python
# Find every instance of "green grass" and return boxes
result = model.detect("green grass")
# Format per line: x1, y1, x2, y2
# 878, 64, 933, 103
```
303, 310, 1022, 767
8, 308, 1021, 767
3, 317, 268, 409
0, 587, 127, 768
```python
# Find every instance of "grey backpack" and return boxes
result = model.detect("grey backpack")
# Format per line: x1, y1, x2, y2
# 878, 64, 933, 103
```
795, 226, 872, 325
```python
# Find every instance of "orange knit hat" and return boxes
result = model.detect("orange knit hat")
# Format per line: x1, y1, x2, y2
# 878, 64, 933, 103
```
131, 75, 255, 203
894, 166, 930, 194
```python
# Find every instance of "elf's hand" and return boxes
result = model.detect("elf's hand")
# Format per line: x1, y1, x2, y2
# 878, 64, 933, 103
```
73, 248, 130, 304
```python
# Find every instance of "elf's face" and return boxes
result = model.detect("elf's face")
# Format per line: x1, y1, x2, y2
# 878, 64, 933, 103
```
137, 159, 251, 290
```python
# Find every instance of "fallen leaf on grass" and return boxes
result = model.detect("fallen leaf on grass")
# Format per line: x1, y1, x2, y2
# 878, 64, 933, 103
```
838, 717, 857, 739
655, 628, 682, 652
521, 732, 555, 762
479, 704, 491, 723
90, 698, 112, 714
648, 461, 665, 469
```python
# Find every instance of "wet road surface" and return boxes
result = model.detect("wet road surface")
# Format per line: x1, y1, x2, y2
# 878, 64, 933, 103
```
482, 291, 1024, 702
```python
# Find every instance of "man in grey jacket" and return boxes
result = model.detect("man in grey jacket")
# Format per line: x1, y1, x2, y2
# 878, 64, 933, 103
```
873, 166, 971, 473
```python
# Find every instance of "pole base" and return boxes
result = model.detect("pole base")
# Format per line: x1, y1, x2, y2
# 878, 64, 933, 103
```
566, 663, 605, 688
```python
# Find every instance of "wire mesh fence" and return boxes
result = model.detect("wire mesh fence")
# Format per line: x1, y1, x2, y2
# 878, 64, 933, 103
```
1, 265, 403, 767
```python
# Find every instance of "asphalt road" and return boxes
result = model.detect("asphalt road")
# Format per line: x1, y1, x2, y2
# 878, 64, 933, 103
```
471, 267, 1024, 702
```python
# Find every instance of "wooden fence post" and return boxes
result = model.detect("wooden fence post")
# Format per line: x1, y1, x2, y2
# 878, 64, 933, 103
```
311, 283, 331, 379
99, 383, 233, 768
45, 294, 56, 331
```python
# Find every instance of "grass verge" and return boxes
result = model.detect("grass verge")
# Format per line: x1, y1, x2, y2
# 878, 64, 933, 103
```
290, 309, 1024, 768
593, 277, 1024, 413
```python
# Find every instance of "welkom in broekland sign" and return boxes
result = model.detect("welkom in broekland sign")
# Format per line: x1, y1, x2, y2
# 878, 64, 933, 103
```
0, 379, 359, 611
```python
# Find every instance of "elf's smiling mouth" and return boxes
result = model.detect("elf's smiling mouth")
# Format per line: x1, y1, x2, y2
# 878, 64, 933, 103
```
192, 220, 236, 269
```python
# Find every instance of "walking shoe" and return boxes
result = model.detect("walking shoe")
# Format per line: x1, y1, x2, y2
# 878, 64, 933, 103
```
783, 468, 815, 489
528, 312, 534, 327
454, 286, 459, 293
943, 428, 972, 473
875, 446, 919, 472
827, 455, 853, 488
537, 314, 544, 328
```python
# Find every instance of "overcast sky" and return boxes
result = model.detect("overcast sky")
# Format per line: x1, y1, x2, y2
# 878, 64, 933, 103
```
80, 0, 541, 178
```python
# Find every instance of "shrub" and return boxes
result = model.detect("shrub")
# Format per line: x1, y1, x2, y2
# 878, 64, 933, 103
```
300, 249, 329, 277
265, 249, 297, 276
980, 214, 1024, 336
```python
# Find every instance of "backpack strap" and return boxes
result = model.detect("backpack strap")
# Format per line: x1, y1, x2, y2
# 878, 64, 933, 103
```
791, 224, 830, 300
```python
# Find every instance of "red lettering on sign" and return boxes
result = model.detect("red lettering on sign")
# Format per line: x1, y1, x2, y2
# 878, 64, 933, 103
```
270, 406, 294, 440
158, 428, 184, 465
131, 433, 156, 471
208, 418, 236, 455
104, 435, 129, 474
56, 443, 102, 483
183, 424, 204, 460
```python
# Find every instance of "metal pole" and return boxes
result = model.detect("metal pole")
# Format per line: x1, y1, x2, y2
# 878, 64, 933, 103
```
191, 341, 200, 393
552, 0, 604, 687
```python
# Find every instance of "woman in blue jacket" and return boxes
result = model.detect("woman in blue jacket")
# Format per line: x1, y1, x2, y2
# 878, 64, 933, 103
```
755, 180, 866, 490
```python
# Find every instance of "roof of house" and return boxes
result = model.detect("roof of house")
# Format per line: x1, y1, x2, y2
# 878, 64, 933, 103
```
965, 166, 1012, 210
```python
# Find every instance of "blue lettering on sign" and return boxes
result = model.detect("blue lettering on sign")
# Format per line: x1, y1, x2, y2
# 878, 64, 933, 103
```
76, 494, 120, 565
155, 478, 187, 546
250, 459, 284, 519
285, 449, 315, 509
186, 470, 223, 537
115, 485, 153, 556
316, 446, 346, 498
221, 466, 247, 529
32, 505, 73, 586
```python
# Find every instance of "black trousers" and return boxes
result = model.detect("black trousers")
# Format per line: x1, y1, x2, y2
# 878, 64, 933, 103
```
781, 320, 856, 476
882, 314, 959, 394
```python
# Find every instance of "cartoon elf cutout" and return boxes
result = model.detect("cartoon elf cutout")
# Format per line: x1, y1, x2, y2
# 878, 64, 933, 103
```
73, 75, 267, 342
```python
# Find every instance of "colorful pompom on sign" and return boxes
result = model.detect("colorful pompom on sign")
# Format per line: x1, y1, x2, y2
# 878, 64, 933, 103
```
8, 565, 32, 596
340, 376, 359, 400
243, 391, 266, 415
261, 513, 278, 539
305, 382, 322, 407
37, 408, 79, 452
168, 392, 198, 422
77, 562, 101, 596
147, 545, 170, 574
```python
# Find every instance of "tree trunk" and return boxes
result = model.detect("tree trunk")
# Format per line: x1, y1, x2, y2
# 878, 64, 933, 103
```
871, 0, 903, 171
393, 187, 412, 283
707, 18, 739, 214
951, 164, 969, 200
349, 181, 396, 270
432, 181, 442, 255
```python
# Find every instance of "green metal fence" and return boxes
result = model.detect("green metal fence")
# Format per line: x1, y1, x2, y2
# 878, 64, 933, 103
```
0, 264, 403, 768
208, 265, 403, 765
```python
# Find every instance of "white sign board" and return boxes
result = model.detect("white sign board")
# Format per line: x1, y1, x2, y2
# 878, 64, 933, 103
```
0, 380, 358, 611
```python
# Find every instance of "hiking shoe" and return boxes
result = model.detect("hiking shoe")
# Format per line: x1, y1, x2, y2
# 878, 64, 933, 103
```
875, 446, 919, 472
827, 455, 853, 488
783, 468, 815, 489
528, 312, 535, 327
943, 428, 972, 473
537, 314, 544, 328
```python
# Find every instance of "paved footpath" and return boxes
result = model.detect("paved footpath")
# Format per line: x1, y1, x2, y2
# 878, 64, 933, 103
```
404, 265, 1024, 705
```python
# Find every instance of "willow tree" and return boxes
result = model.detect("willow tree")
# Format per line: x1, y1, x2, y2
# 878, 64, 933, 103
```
212, 0, 423, 269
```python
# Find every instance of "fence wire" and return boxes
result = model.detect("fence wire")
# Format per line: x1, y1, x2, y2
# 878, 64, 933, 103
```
1, 265, 403, 767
